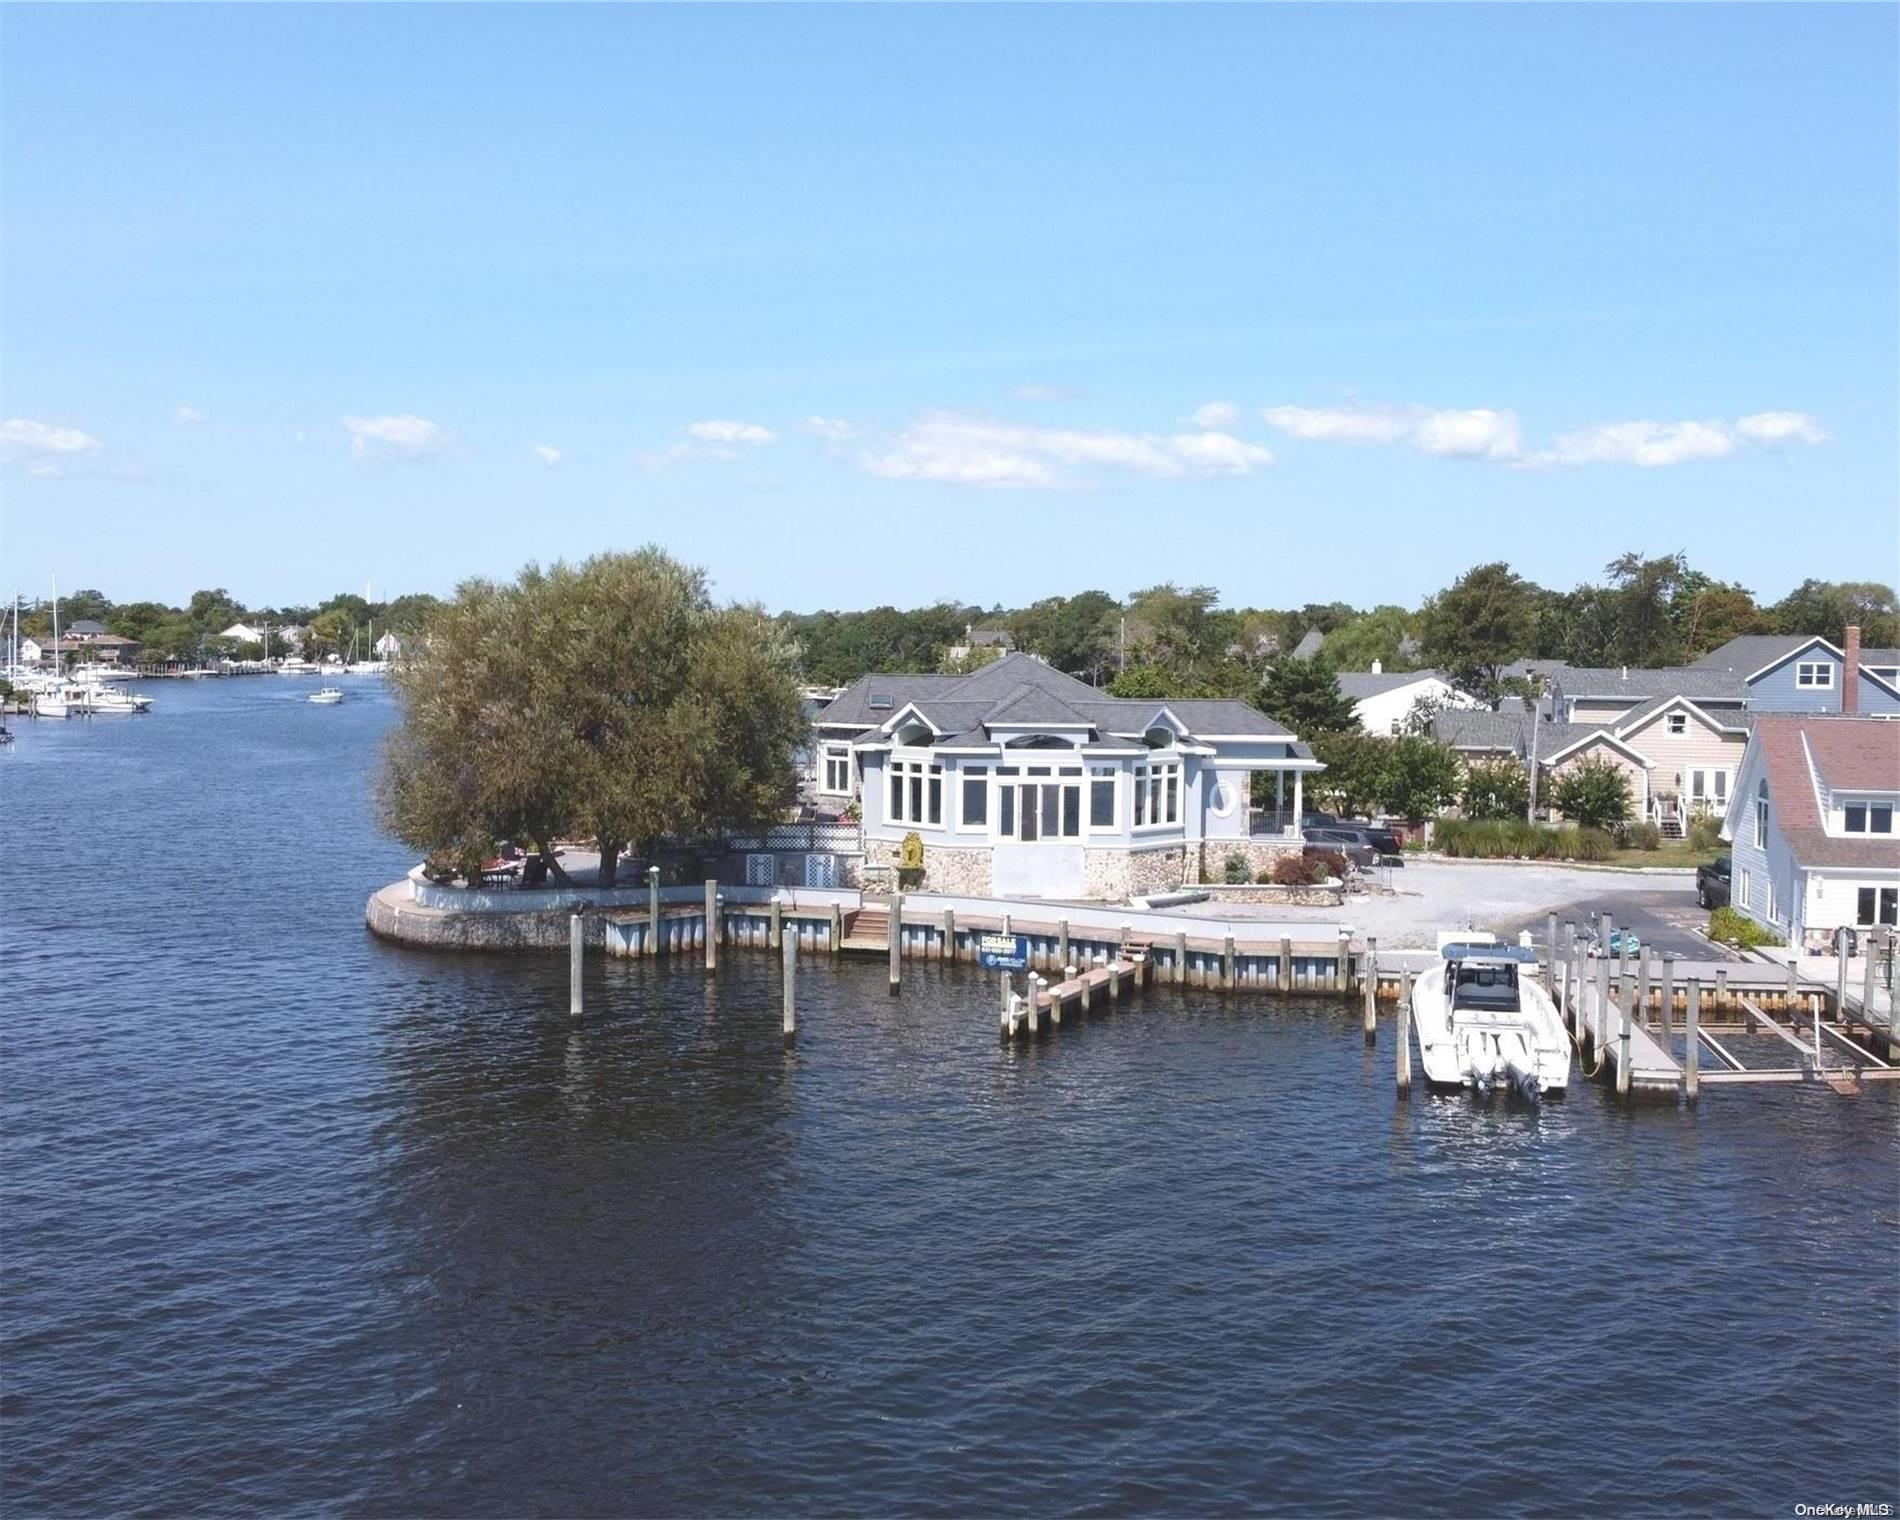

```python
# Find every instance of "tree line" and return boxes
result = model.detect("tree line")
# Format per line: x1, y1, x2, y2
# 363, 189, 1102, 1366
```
779, 559, 1897, 698
7, 586, 443, 663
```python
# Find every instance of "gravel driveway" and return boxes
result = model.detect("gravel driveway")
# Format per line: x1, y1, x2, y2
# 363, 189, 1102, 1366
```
1165, 858, 1728, 956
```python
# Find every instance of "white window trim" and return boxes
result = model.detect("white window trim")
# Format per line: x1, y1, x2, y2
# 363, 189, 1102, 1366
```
1795, 660, 1834, 689
819, 743, 853, 797
888, 755, 945, 828
1085, 764, 1122, 836
956, 765, 991, 835
1132, 758, 1184, 832
1839, 797, 1896, 835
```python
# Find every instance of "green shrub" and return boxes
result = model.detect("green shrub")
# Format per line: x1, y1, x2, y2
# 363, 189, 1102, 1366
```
1708, 905, 1784, 949
1687, 815, 1722, 851
1573, 827, 1614, 862
1223, 851, 1252, 884
1628, 821, 1663, 851
1551, 758, 1634, 831
1461, 758, 1530, 821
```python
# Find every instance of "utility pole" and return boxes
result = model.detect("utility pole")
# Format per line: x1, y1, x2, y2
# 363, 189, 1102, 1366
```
1526, 694, 1542, 824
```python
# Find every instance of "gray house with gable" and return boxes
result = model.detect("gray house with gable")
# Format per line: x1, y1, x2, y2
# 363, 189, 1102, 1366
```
811, 652, 1320, 899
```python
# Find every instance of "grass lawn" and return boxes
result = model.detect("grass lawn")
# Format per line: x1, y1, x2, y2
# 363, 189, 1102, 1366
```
1600, 841, 1724, 870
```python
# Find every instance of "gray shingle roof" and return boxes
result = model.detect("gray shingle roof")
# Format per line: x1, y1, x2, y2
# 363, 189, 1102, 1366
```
1554, 666, 1747, 703
1431, 709, 1531, 754
824, 651, 1293, 747
1291, 629, 1326, 660
1612, 692, 1752, 735
1690, 633, 1900, 673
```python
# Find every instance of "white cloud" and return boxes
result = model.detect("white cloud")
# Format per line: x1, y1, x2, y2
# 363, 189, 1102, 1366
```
340, 413, 454, 461
174, 405, 204, 425
803, 416, 858, 441
1734, 410, 1826, 445
1534, 419, 1733, 468
533, 444, 562, 466
1167, 430, 1276, 474
0, 417, 104, 476
1264, 399, 1827, 469
1262, 403, 1520, 459
1189, 401, 1242, 430
686, 419, 774, 446
642, 418, 777, 471
859, 412, 1273, 489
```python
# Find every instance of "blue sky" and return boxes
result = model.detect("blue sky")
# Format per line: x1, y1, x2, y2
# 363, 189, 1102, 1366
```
3, 4, 1895, 613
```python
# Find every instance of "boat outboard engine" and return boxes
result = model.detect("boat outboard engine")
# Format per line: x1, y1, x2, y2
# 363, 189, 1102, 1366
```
1504, 1054, 1543, 1104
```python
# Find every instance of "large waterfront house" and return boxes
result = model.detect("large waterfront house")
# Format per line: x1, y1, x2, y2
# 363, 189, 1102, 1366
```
810, 652, 1320, 898
1721, 715, 1900, 953
1686, 630, 1900, 713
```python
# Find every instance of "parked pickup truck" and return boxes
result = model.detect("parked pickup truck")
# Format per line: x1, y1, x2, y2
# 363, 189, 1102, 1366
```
1696, 854, 1732, 909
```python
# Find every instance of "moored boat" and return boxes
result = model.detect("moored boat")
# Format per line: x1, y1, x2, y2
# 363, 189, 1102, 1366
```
1411, 936, 1570, 1099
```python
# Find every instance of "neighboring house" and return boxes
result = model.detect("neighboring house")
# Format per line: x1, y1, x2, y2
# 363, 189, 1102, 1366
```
1722, 715, 1900, 954
374, 632, 403, 657
1687, 629, 1900, 716
23, 633, 143, 667
219, 622, 263, 645
810, 651, 1320, 899
65, 619, 107, 639
277, 623, 309, 652
1335, 665, 1477, 735
1431, 702, 1538, 763
1545, 664, 1749, 728
944, 625, 1015, 665
1539, 694, 1753, 833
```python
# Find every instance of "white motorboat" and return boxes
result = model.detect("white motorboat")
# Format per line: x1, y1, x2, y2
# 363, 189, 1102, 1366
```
33, 683, 78, 718
308, 687, 343, 705
344, 660, 383, 676
70, 671, 152, 713
1411, 934, 1570, 1099
278, 658, 321, 676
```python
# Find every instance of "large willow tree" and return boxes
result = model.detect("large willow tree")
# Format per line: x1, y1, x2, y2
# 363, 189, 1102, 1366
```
379, 547, 808, 885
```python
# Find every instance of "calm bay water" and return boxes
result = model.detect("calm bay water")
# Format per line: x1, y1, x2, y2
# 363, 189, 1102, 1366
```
2, 679, 1896, 1516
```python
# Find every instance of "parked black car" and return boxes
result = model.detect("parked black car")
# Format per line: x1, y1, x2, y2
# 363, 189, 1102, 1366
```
1696, 854, 1732, 909
1305, 823, 1403, 865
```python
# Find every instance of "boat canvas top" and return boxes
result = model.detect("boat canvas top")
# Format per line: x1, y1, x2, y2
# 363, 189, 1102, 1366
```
1438, 943, 1539, 964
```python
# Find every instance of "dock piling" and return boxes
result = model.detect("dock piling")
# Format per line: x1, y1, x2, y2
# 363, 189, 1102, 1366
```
1335, 929, 1349, 994
1058, 918, 1070, 971
1545, 913, 1557, 996
769, 897, 782, 952
888, 892, 903, 995
1397, 969, 1414, 1095
999, 970, 1011, 1040
781, 928, 797, 1043
647, 866, 661, 957
1174, 931, 1187, 987
1715, 966, 1728, 1015
1278, 935, 1292, 993
1617, 972, 1633, 1099
1593, 922, 1612, 1058
569, 911, 584, 1020
1684, 978, 1700, 1102
1027, 976, 1042, 1035
1659, 954, 1674, 1042
1637, 946, 1653, 1029
830, 902, 843, 957
1223, 935, 1236, 992
944, 908, 956, 963
1363, 936, 1377, 1044
704, 880, 718, 974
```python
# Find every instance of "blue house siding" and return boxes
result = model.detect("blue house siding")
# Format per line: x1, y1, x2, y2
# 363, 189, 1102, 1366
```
1726, 749, 1802, 940
1745, 646, 1900, 714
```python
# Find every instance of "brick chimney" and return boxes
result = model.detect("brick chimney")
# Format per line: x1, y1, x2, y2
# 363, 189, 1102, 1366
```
1843, 624, 1860, 713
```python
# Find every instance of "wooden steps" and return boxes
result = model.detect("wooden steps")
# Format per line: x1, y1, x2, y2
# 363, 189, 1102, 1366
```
839, 907, 890, 954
